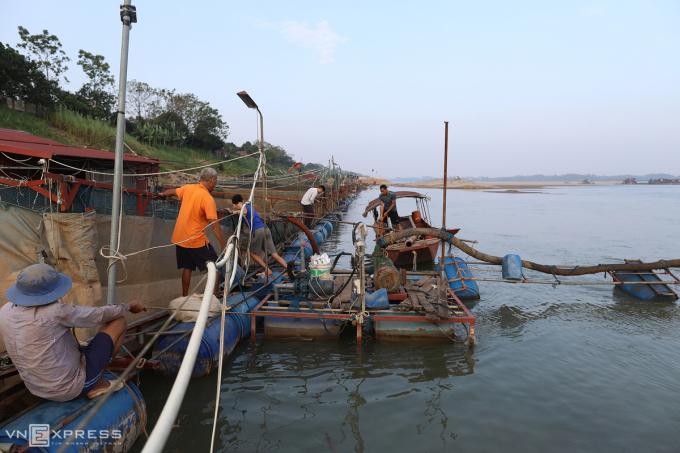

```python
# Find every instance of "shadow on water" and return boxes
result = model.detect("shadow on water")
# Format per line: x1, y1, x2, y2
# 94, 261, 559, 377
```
197, 339, 475, 453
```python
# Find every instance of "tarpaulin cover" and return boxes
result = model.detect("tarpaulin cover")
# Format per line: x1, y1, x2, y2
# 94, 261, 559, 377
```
0, 206, 206, 355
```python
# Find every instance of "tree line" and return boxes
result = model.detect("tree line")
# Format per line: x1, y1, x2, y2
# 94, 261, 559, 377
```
0, 26, 301, 164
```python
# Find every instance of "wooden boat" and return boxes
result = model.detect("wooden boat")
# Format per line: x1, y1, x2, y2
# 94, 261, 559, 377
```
363, 191, 459, 267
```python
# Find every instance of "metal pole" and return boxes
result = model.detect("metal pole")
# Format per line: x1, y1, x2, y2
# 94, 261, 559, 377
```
257, 108, 266, 220
107, 1, 136, 304
440, 121, 449, 270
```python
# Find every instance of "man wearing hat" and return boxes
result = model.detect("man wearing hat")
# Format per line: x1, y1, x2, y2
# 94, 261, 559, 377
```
0, 264, 145, 401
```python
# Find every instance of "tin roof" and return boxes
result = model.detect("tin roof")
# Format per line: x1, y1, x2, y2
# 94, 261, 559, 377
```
0, 128, 159, 164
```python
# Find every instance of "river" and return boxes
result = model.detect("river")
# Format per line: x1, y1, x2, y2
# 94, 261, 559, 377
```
140, 184, 680, 453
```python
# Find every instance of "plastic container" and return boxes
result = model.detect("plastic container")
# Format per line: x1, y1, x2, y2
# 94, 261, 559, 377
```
365, 288, 390, 309
502, 254, 523, 281
0, 371, 146, 452
441, 256, 480, 300
309, 253, 332, 279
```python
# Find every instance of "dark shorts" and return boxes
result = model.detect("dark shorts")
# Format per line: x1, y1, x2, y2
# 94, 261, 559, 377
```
385, 210, 400, 227
81, 332, 114, 392
301, 203, 315, 226
176, 244, 218, 271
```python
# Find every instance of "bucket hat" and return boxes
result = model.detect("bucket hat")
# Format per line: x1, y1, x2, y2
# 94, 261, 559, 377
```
6, 263, 72, 306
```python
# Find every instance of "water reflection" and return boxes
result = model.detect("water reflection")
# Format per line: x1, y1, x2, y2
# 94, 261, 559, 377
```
211, 340, 474, 452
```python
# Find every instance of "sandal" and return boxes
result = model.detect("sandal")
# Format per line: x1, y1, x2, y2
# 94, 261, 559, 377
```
86, 378, 124, 399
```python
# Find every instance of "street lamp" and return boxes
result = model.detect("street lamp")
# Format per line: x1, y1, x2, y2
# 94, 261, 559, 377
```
237, 91, 263, 157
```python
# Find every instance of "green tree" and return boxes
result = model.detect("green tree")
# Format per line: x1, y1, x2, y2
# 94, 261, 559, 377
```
16, 26, 70, 83
0, 42, 57, 106
157, 91, 229, 149
266, 144, 295, 167
76, 50, 116, 119
126, 80, 159, 120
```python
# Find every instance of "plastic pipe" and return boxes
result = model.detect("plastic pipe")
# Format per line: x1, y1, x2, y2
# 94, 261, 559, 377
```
142, 262, 217, 453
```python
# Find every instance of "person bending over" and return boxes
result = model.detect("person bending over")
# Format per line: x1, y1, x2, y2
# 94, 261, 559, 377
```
300, 184, 326, 227
159, 167, 226, 296
231, 194, 290, 276
378, 184, 400, 229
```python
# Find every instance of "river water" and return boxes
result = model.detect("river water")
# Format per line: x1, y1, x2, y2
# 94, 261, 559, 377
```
141, 185, 680, 453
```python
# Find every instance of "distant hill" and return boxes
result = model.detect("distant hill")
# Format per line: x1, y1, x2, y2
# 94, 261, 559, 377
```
390, 173, 679, 182
465, 173, 679, 182
389, 176, 437, 183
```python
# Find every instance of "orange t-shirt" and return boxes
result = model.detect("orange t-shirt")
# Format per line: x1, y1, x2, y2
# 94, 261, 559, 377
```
171, 183, 218, 248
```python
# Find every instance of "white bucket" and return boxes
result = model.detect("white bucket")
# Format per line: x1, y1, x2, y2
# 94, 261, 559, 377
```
309, 262, 332, 279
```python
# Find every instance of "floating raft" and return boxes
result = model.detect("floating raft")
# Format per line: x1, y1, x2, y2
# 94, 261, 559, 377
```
0, 372, 145, 452
153, 295, 260, 377
610, 264, 678, 302
250, 273, 476, 344
153, 215, 339, 377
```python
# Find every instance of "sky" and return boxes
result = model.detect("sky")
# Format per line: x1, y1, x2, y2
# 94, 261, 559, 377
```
2, 1, 679, 178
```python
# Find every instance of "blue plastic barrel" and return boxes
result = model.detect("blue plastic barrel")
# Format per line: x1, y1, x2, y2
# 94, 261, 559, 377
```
365, 288, 390, 309
153, 294, 260, 377
290, 236, 314, 258
320, 220, 333, 237
313, 229, 325, 245
442, 256, 480, 300
502, 254, 523, 281
0, 372, 145, 452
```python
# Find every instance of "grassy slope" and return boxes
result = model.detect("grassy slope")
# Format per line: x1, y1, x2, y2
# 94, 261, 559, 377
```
0, 106, 260, 174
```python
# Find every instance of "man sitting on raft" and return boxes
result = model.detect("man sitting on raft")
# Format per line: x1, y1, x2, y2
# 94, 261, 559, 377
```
0, 264, 145, 401
230, 194, 292, 277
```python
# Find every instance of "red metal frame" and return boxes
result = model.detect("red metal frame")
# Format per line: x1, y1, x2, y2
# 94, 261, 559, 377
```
0, 172, 156, 214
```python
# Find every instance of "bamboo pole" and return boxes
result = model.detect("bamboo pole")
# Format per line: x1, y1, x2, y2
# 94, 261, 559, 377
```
377, 227, 680, 276
441, 121, 449, 269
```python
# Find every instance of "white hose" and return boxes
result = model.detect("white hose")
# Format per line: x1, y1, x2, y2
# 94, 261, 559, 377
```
142, 262, 218, 453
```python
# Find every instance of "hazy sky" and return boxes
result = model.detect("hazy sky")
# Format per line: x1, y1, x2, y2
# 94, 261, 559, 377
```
2, 1, 679, 177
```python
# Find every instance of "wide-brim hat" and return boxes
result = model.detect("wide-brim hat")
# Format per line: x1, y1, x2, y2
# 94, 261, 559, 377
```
6, 263, 72, 307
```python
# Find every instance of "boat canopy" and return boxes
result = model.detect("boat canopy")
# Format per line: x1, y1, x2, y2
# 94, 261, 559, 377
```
362, 191, 429, 217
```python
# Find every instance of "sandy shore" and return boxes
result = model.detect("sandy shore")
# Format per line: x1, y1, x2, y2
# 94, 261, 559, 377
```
392, 179, 623, 190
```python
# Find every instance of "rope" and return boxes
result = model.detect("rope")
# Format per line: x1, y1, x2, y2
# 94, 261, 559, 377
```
99, 213, 238, 283
56, 272, 211, 453
208, 142, 267, 453
48, 151, 259, 177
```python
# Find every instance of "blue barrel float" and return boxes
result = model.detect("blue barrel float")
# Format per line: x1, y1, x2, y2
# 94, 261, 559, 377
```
0, 372, 145, 452
153, 294, 261, 377
441, 256, 480, 300
502, 254, 524, 281
283, 219, 335, 270
154, 216, 338, 377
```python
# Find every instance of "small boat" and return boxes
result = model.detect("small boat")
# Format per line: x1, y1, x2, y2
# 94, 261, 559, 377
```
362, 191, 460, 267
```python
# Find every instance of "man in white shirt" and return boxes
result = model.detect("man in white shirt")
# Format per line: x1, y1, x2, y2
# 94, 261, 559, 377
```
300, 184, 326, 227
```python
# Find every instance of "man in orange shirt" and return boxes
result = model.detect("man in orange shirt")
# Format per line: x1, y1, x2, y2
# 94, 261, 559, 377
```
159, 168, 226, 296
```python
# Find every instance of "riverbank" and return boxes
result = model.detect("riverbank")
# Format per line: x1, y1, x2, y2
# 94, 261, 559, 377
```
393, 179, 623, 190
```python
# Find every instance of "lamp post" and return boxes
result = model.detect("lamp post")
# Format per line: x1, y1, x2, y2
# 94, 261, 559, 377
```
107, 1, 137, 305
236, 91, 263, 157
236, 91, 266, 217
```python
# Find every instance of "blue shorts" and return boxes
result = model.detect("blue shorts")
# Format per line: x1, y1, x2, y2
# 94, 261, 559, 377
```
81, 332, 114, 392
